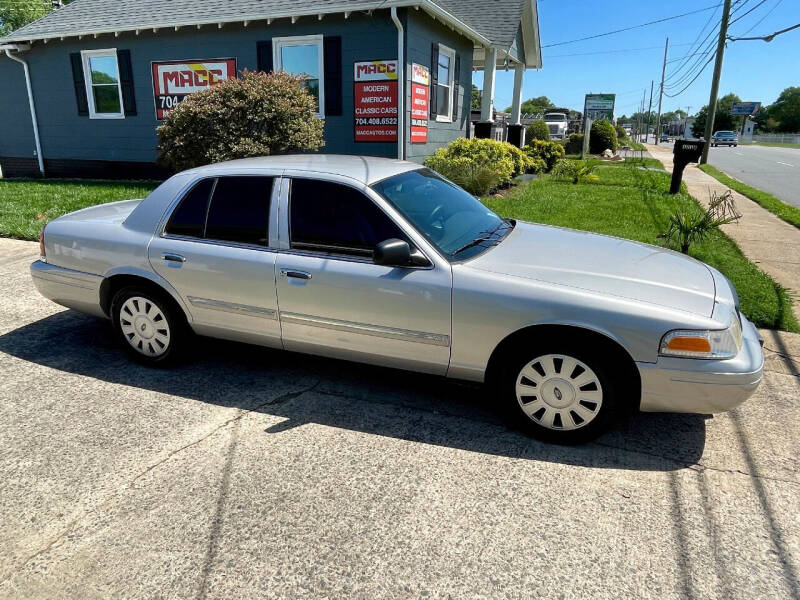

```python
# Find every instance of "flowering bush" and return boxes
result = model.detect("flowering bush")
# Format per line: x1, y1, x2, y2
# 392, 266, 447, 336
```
157, 70, 324, 171
424, 138, 519, 195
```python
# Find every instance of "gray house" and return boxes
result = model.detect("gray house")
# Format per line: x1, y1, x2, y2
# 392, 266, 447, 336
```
0, 0, 541, 178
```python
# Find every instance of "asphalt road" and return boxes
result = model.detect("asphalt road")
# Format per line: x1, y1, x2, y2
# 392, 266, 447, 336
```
657, 140, 800, 209
1, 237, 799, 599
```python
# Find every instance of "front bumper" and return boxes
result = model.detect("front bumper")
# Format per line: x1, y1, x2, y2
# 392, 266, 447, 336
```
637, 314, 764, 414
30, 260, 106, 318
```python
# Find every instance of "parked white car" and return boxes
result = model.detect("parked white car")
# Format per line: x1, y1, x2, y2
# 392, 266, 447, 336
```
31, 155, 764, 443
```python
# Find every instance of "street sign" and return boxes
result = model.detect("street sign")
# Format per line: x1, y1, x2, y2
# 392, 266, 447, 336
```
731, 101, 760, 115
584, 94, 615, 121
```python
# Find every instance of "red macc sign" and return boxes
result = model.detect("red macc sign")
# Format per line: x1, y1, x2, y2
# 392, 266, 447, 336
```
410, 63, 430, 144
151, 59, 237, 120
353, 60, 398, 143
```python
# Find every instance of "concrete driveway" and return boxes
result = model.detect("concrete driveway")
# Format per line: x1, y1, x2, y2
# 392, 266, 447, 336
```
1, 238, 798, 599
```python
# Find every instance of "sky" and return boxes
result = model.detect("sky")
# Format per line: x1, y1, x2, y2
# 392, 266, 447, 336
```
474, 0, 800, 117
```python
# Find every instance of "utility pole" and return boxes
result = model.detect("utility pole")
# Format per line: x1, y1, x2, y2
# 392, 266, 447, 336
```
655, 37, 669, 145
646, 80, 654, 144
638, 88, 646, 142
700, 0, 732, 164
685, 105, 692, 138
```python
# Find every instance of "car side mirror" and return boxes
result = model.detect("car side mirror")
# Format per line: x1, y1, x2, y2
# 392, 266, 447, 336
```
373, 238, 412, 267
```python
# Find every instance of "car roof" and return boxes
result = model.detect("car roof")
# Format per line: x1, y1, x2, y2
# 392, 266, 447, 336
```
181, 155, 422, 186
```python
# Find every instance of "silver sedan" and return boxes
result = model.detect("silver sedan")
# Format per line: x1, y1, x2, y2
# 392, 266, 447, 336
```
30, 155, 763, 443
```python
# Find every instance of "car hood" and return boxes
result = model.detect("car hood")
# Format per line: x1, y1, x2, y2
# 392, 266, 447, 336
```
466, 222, 716, 316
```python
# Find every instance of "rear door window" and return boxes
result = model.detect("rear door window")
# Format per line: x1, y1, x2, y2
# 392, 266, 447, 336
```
205, 177, 273, 246
165, 176, 273, 246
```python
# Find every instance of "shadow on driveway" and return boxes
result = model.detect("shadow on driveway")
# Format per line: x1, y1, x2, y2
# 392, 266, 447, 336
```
0, 310, 708, 471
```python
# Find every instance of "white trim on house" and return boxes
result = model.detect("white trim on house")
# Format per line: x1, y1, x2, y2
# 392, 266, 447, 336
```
434, 43, 455, 123
272, 34, 325, 119
80, 48, 125, 119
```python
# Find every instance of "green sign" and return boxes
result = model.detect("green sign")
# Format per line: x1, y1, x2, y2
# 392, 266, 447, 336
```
584, 94, 615, 121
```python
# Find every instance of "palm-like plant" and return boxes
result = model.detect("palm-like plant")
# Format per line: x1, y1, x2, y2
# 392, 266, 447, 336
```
661, 190, 741, 254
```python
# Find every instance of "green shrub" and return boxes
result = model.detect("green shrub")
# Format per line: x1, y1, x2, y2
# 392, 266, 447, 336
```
589, 119, 618, 154
527, 120, 551, 142
500, 141, 537, 177
551, 159, 599, 184
157, 70, 324, 171
523, 139, 566, 171
615, 124, 628, 140
565, 133, 584, 154
424, 138, 515, 195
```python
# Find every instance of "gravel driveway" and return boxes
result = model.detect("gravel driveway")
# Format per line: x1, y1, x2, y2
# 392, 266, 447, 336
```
1, 238, 798, 599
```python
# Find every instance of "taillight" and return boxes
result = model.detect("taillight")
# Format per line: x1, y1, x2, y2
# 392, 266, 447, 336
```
39, 226, 46, 261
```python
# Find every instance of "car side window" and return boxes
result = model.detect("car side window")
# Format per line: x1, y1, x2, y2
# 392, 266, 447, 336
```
165, 176, 273, 247
165, 178, 214, 238
290, 178, 406, 257
205, 177, 273, 246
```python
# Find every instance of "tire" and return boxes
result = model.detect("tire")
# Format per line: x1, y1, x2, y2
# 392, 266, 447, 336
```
498, 341, 620, 444
111, 286, 187, 366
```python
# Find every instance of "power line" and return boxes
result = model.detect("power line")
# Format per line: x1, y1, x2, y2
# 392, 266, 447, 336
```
729, 0, 771, 26
664, 53, 716, 97
738, 0, 783, 36
543, 42, 693, 59
541, 3, 722, 48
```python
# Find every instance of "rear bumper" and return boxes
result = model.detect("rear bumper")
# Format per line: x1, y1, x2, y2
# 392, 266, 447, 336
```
637, 315, 763, 414
30, 260, 106, 318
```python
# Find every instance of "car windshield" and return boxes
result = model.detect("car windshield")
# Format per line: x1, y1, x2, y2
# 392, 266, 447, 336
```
546, 114, 566, 121
371, 168, 511, 260
716, 131, 735, 136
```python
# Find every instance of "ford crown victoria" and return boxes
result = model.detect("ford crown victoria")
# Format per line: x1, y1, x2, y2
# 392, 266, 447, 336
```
31, 155, 763, 443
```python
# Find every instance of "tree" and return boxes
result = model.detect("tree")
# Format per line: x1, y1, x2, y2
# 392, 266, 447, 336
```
506, 96, 555, 115
470, 85, 481, 110
769, 87, 800, 133
157, 71, 324, 172
691, 93, 742, 137
0, 0, 73, 35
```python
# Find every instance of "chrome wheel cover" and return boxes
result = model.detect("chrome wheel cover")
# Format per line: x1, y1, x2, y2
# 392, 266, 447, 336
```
515, 354, 603, 431
119, 296, 171, 357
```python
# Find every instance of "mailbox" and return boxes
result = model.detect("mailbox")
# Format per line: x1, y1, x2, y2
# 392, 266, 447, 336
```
670, 139, 705, 194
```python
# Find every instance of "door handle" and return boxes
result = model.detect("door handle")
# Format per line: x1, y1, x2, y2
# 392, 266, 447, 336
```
162, 253, 186, 263
280, 268, 312, 280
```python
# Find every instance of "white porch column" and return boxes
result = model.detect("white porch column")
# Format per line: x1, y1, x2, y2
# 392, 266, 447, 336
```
510, 63, 524, 125
480, 47, 497, 122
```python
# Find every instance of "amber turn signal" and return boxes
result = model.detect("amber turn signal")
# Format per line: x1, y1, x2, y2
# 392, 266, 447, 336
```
665, 336, 712, 353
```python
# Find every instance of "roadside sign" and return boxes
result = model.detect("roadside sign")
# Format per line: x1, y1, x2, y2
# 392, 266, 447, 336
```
584, 93, 615, 121
151, 58, 236, 120
353, 60, 398, 143
731, 102, 760, 115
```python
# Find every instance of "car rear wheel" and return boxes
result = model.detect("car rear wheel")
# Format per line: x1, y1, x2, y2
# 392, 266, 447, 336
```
500, 343, 619, 444
111, 286, 186, 366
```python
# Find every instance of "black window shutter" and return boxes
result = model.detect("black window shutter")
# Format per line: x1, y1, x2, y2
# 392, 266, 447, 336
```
452, 53, 460, 121
70, 52, 89, 116
323, 36, 342, 116
429, 44, 439, 119
256, 40, 273, 72
117, 49, 137, 116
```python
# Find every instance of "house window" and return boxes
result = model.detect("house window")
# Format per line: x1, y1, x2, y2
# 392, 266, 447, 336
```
436, 44, 456, 122
273, 35, 325, 118
80, 49, 124, 119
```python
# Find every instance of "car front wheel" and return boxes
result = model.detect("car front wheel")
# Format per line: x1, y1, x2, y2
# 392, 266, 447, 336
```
111, 286, 186, 366
501, 344, 619, 444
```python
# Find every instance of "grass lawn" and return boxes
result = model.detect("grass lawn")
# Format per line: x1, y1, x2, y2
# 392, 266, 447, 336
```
698, 164, 800, 230
485, 162, 799, 332
0, 178, 160, 240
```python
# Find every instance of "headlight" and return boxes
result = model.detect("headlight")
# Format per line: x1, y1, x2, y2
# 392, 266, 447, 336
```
659, 317, 742, 359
